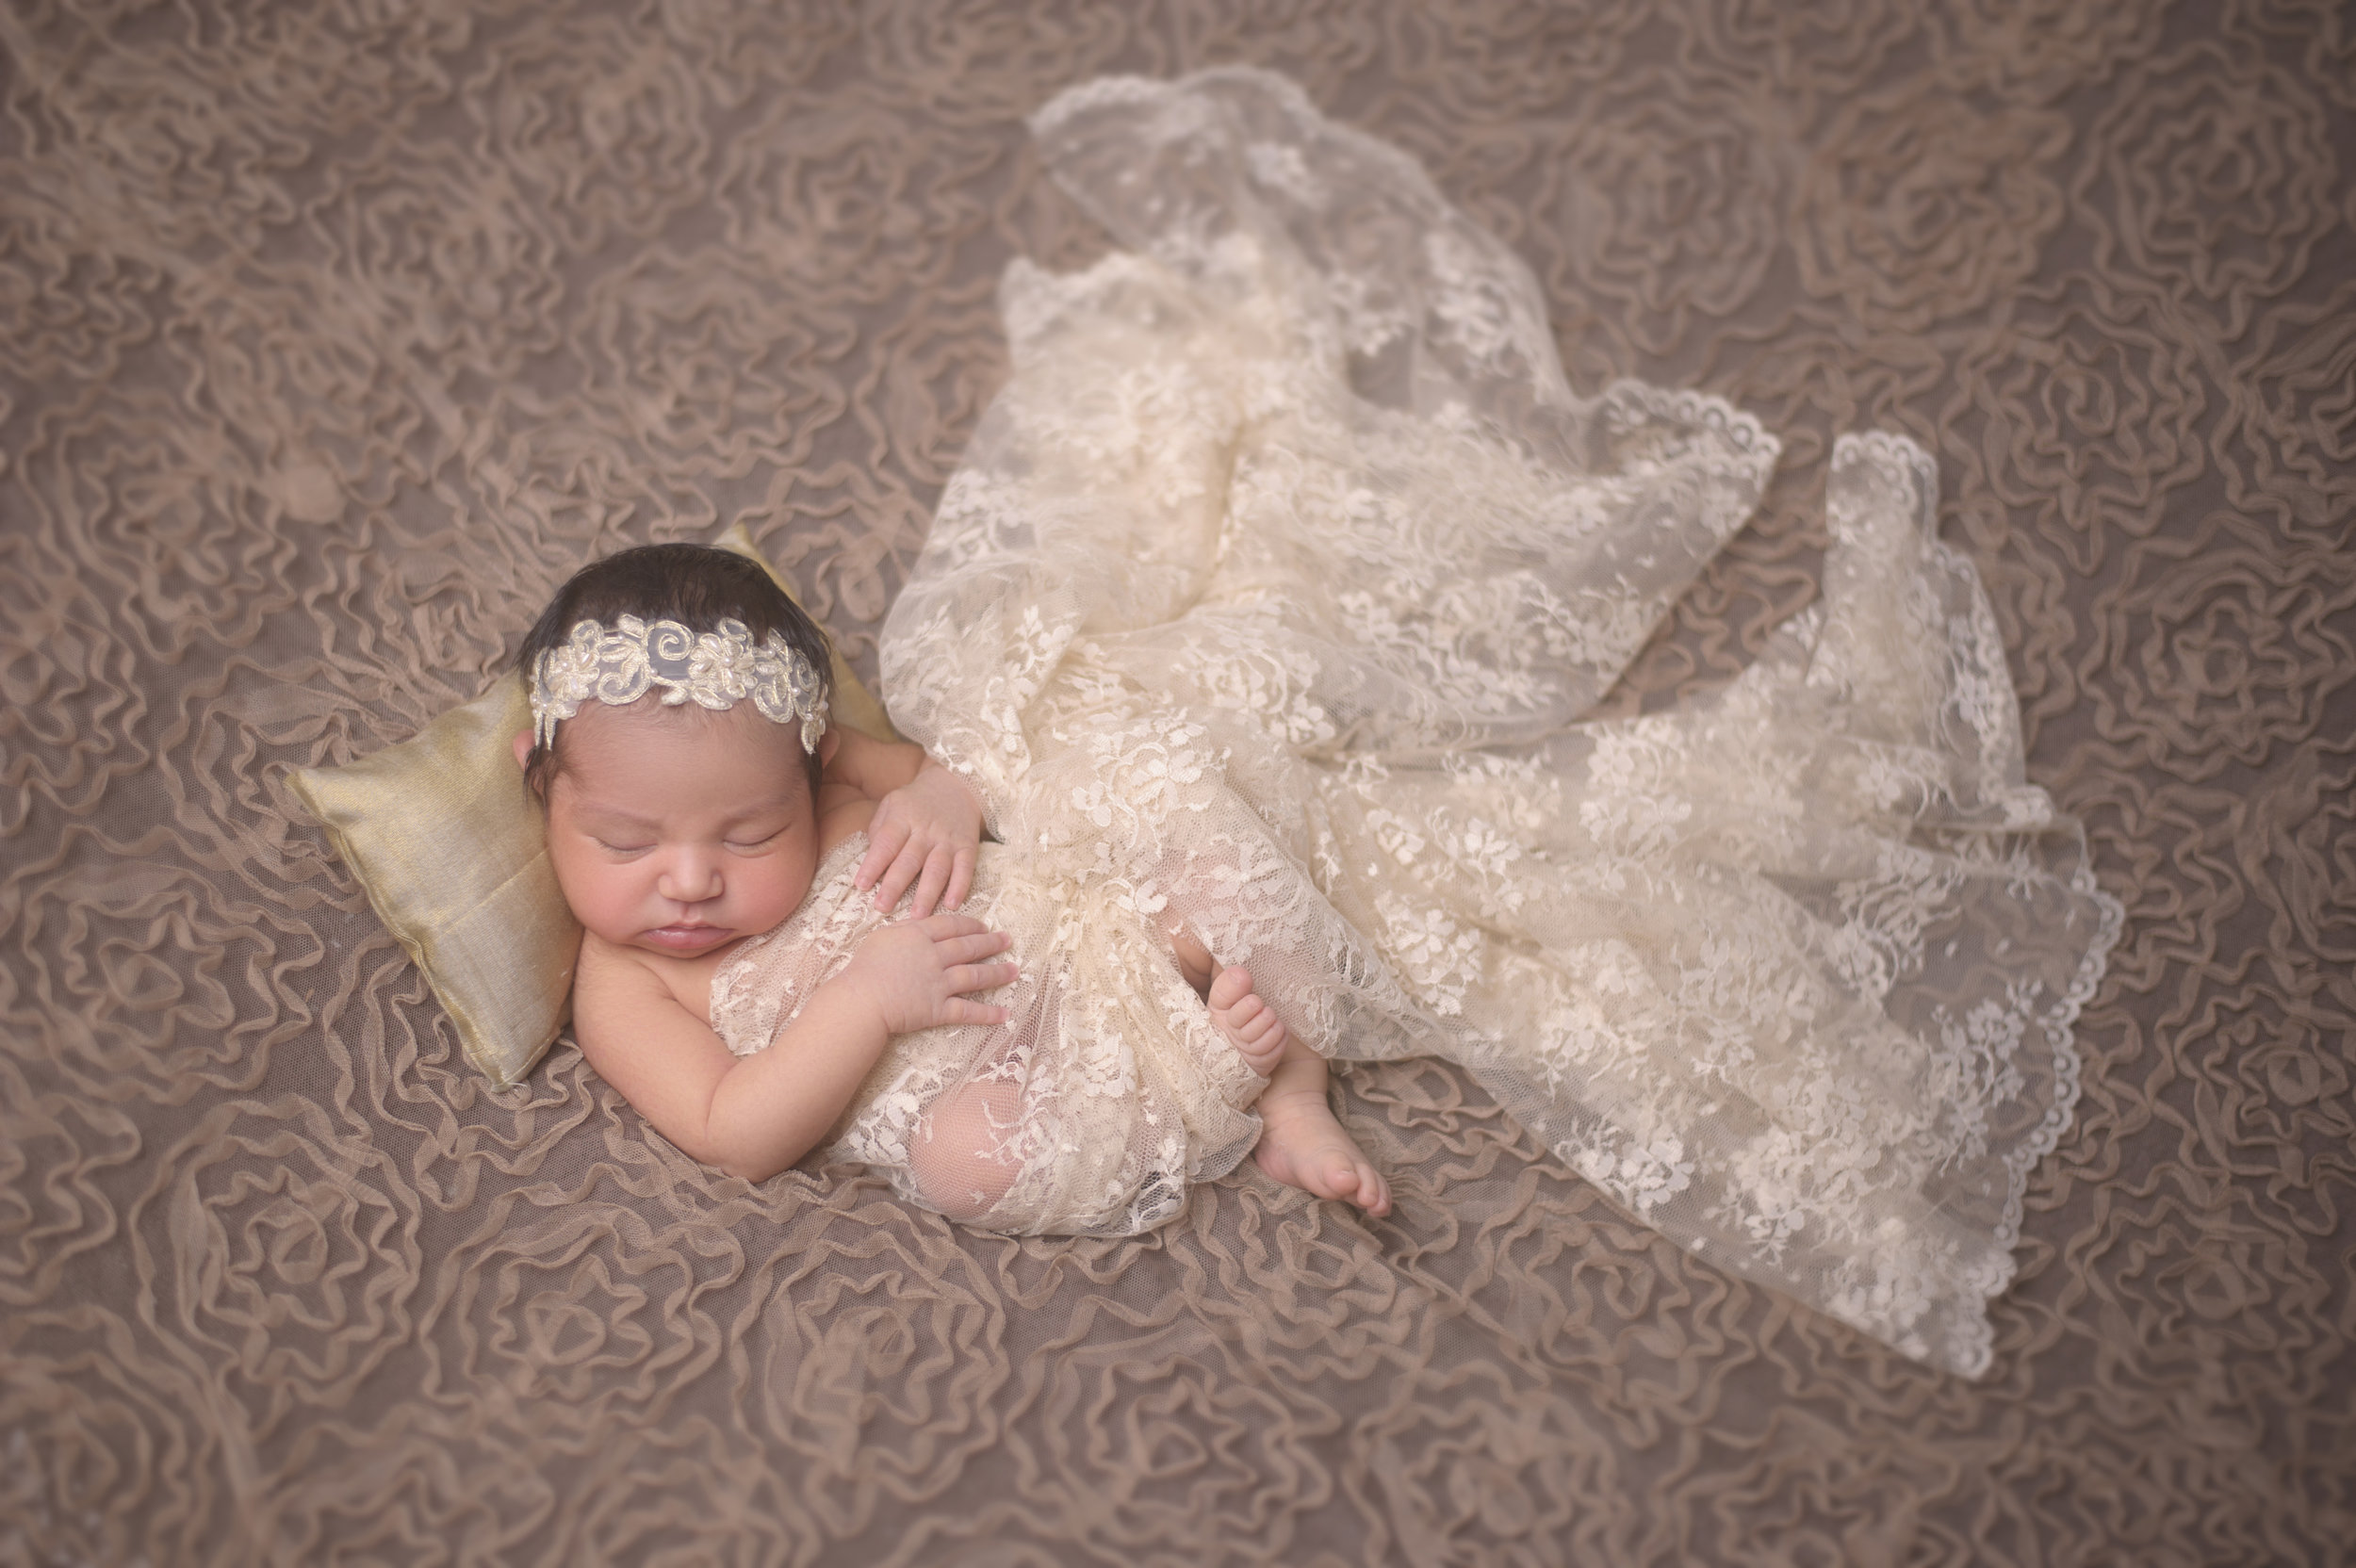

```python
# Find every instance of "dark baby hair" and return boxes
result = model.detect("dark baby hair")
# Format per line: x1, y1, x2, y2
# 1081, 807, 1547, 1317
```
516, 542, 833, 798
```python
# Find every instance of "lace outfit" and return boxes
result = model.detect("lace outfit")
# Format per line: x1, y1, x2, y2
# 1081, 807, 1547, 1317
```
713, 69, 2121, 1377
712, 831, 1268, 1235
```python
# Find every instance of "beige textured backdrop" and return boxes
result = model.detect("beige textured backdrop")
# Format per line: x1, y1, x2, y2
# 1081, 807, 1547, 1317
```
3, 3, 2350, 1564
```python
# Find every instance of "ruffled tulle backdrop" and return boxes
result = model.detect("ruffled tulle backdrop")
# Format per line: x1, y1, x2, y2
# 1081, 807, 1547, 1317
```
2, 4, 2349, 1563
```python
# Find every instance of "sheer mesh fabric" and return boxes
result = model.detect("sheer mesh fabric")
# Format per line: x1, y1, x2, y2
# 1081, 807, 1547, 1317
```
713, 72, 2120, 1376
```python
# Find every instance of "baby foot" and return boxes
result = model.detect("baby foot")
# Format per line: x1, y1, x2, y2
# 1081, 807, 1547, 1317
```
1207, 965, 1288, 1077
1252, 1077, 1393, 1218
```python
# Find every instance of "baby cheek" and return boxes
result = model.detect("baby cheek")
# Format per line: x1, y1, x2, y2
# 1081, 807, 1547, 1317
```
740, 841, 822, 930
547, 833, 651, 938
572, 863, 657, 940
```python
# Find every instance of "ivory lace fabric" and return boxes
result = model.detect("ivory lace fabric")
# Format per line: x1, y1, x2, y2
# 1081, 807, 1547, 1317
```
712, 830, 1268, 1230
721, 71, 2119, 1377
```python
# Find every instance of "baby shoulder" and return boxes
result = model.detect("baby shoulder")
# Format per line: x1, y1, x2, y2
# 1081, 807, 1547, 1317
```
572, 933, 705, 1037
817, 790, 875, 855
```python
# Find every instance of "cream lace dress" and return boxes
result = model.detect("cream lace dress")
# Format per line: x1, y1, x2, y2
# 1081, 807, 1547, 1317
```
711, 68, 2121, 1377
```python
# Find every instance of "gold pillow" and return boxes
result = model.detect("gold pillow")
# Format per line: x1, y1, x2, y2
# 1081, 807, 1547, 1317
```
288, 526, 898, 1088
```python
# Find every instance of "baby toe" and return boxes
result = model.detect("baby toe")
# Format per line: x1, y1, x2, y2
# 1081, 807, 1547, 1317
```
1207, 965, 1254, 1010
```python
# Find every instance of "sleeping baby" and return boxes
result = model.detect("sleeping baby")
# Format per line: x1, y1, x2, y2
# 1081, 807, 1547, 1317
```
515, 541, 1391, 1229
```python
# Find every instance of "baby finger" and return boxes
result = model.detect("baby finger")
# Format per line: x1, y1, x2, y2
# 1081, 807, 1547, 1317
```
934, 929, 1013, 963
910, 851, 954, 920
875, 841, 928, 911
947, 959, 1019, 994
912, 910, 992, 940
855, 822, 909, 892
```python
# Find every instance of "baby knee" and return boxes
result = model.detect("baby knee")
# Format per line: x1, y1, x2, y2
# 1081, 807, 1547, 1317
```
908, 1084, 1021, 1221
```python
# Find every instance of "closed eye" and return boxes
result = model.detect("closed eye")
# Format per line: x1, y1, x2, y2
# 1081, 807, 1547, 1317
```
595, 840, 653, 855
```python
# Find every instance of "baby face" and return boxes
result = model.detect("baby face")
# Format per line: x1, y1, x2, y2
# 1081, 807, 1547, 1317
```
533, 698, 822, 961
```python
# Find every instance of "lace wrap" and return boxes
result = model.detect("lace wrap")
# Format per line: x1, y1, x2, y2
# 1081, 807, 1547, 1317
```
712, 836, 1267, 1237
856, 68, 2121, 1376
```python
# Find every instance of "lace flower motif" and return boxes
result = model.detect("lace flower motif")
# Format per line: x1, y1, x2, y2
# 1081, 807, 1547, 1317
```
531, 614, 828, 752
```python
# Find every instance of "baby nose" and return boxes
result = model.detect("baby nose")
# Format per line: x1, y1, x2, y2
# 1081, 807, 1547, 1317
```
658, 847, 724, 903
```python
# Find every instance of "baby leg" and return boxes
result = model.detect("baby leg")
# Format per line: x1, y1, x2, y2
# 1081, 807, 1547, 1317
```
1167, 924, 1288, 1077
1165, 923, 1388, 1215
908, 1081, 1023, 1221
1251, 1043, 1392, 1217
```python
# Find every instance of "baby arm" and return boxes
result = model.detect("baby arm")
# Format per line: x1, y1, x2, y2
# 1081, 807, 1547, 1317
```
825, 727, 986, 916
572, 914, 1015, 1183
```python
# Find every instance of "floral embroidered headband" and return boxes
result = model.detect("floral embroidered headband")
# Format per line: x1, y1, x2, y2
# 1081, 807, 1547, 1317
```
529, 614, 828, 753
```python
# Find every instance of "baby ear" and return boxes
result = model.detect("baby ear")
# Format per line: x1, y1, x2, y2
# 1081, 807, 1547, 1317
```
512, 729, 533, 771
817, 725, 843, 767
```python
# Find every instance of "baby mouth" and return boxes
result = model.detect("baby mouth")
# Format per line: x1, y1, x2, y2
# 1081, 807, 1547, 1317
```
643, 923, 728, 952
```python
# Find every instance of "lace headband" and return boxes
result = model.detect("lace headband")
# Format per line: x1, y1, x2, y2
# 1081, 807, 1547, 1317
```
530, 614, 828, 753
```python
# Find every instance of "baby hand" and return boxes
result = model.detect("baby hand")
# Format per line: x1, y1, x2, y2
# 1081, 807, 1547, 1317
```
858, 760, 985, 917
842, 911, 1016, 1035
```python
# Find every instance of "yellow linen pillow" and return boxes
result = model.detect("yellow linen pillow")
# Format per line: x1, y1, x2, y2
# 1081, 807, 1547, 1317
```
288, 526, 898, 1088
